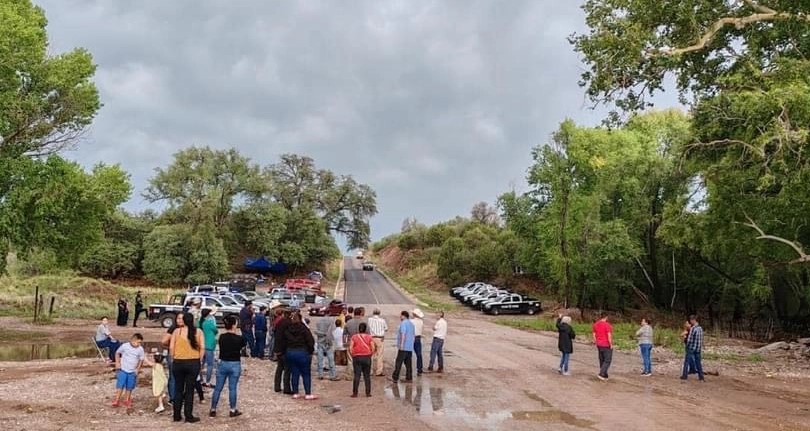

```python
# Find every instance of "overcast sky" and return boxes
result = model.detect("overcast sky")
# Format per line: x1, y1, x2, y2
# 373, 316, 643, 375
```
39, 0, 646, 243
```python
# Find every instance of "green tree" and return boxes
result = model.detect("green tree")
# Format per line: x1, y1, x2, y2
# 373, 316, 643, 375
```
0, 0, 100, 158
571, 0, 810, 117
265, 154, 377, 250
2, 157, 130, 269
142, 224, 189, 285
144, 146, 263, 227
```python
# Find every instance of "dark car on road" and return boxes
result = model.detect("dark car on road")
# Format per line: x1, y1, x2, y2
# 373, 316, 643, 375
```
482, 294, 542, 316
308, 299, 348, 317
362, 262, 374, 271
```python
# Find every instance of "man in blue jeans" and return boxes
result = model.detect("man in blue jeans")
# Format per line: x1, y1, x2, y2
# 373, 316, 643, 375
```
681, 314, 705, 381
391, 310, 415, 383
239, 301, 255, 357
427, 311, 447, 373
94, 317, 121, 362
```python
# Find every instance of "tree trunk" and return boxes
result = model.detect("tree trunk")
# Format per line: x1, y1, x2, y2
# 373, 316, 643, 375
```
559, 185, 572, 308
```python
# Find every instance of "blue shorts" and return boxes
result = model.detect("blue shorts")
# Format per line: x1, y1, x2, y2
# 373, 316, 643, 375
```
116, 370, 137, 391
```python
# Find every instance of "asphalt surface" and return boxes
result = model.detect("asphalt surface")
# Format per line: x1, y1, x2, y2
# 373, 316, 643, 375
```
343, 256, 412, 305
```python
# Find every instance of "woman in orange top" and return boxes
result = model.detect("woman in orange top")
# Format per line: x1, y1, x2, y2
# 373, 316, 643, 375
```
170, 312, 204, 423
349, 322, 376, 397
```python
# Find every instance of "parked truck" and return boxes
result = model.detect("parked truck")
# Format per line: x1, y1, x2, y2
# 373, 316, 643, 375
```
148, 293, 241, 328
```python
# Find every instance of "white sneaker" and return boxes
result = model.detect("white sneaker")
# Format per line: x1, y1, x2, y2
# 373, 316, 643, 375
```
563, 371, 571, 376
154, 406, 165, 413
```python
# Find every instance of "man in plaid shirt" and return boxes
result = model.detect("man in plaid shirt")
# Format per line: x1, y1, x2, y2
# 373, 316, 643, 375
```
681, 314, 705, 381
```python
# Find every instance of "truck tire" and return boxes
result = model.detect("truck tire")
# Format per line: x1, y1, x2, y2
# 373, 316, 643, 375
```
527, 307, 538, 315
159, 313, 176, 329
492, 308, 500, 316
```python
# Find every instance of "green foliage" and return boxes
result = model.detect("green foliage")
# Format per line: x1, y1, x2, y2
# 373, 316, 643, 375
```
571, 0, 810, 118
78, 241, 138, 278
1, 157, 130, 269
0, 0, 100, 158
142, 224, 190, 285
265, 154, 377, 250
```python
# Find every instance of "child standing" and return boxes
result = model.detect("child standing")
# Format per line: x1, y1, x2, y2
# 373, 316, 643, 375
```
151, 350, 169, 413
112, 333, 145, 408
556, 314, 576, 375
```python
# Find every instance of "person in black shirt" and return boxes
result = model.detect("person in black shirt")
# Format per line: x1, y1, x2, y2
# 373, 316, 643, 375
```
273, 310, 293, 394
133, 291, 146, 327
210, 315, 245, 418
282, 311, 317, 400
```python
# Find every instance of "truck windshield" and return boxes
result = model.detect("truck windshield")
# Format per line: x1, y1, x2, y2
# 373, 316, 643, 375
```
218, 296, 239, 306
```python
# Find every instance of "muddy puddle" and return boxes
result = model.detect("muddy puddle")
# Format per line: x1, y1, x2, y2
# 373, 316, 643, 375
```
385, 380, 596, 430
0, 342, 162, 362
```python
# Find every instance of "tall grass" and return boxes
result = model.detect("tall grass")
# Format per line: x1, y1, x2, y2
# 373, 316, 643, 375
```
0, 274, 178, 321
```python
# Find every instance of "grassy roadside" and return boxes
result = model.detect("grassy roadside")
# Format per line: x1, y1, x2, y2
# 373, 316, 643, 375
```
0, 274, 176, 321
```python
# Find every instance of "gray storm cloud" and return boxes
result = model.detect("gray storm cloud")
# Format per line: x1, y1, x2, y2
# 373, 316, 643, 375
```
39, 0, 610, 240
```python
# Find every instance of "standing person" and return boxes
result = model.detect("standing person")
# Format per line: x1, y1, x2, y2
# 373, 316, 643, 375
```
314, 316, 337, 380
636, 317, 654, 376
253, 306, 268, 358
337, 309, 347, 327
680, 320, 696, 375
116, 298, 129, 327
343, 307, 365, 380
151, 349, 168, 413
391, 310, 415, 383
239, 301, 255, 357
427, 311, 447, 373
681, 315, 705, 381
349, 323, 376, 397
592, 312, 613, 381
133, 291, 146, 328
411, 309, 424, 375
282, 312, 318, 400
556, 314, 576, 375
367, 309, 388, 376
268, 304, 284, 360
209, 315, 246, 418
273, 310, 293, 394
199, 308, 218, 387
333, 319, 347, 366
169, 312, 204, 423
111, 333, 145, 408
95, 317, 121, 363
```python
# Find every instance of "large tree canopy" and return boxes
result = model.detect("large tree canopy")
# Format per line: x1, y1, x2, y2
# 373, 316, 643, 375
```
264, 154, 377, 250
572, 0, 810, 116
0, 0, 100, 157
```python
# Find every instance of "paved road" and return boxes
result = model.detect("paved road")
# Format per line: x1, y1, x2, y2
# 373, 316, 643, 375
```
343, 256, 412, 305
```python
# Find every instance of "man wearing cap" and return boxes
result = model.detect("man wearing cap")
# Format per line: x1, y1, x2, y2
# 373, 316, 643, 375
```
411, 308, 425, 375
367, 309, 388, 376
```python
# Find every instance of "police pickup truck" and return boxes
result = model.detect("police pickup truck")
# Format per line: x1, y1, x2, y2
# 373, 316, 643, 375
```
148, 293, 242, 328
481, 294, 542, 316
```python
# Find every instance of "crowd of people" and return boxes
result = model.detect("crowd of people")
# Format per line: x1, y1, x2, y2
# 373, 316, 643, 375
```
95, 299, 449, 423
96, 290, 709, 423
555, 312, 706, 382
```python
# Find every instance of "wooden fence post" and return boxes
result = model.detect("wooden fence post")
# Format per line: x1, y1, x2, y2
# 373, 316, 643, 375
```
48, 296, 56, 317
33, 285, 39, 322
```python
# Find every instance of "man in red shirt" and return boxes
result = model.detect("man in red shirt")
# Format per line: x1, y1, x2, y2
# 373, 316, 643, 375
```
592, 312, 613, 381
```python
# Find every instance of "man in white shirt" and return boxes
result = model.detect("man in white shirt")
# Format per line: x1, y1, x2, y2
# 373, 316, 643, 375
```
427, 311, 447, 373
411, 308, 425, 375
367, 308, 388, 376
